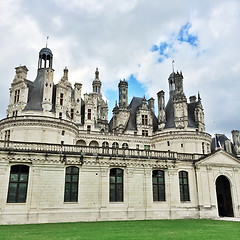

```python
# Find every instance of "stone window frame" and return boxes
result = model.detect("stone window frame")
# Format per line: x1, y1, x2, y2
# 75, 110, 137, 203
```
109, 168, 123, 202
7, 165, 29, 203
179, 170, 190, 202
60, 93, 64, 106
152, 170, 166, 202
64, 166, 79, 202
14, 89, 20, 104
141, 114, 148, 125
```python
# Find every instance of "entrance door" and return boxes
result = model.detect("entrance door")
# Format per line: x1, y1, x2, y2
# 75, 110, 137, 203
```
216, 175, 234, 217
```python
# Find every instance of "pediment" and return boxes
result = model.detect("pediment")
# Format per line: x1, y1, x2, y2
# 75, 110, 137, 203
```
196, 150, 240, 167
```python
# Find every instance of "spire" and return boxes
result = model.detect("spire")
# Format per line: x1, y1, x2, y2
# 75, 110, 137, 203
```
198, 92, 201, 101
92, 68, 101, 94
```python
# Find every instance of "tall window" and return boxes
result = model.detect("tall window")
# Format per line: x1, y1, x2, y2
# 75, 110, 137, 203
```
179, 171, 190, 201
87, 125, 91, 132
64, 166, 79, 202
7, 165, 29, 203
60, 93, 64, 106
14, 89, 20, 103
152, 170, 165, 201
4, 130, 10, 141
142, 114, 148, 125
110, 168, 123, 202
88, 109, 91, 120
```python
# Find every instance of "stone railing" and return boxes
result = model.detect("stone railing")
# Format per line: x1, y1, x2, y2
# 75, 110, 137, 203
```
0, 140, 203, 161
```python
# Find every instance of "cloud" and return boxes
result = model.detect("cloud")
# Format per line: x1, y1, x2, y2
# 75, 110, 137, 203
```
0, 0, 240, 139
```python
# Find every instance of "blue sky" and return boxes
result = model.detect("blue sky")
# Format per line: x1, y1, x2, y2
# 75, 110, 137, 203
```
0, 0, 240, 138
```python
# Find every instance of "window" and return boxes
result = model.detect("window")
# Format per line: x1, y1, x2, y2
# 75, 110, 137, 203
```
87, 125, 91, 132
60, 93, 64, 106
167, 141, 170, 146
88, 109, 91, 120
64, 167, 79, 202
71, 109, 74, 119
62, 130, 65, 136
7, 165, 29, 203
202, 142, 205, 154
14, 89, 20, 103
110, 168, 123, 202
122, 143, 128, 149
144, 145, 150, 150
4, 130, 10, 141
142, 130, 148, 136
102, 141, 109, 148
179, 171, 190, 201
152, 170, 165, 201
61, 141, 64, 145
13, 111, 18, 117
142, 115, 148, 125
112, 142, 119, 148
59, 112, 62, 119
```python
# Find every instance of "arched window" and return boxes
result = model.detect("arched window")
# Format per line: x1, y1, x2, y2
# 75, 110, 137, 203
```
112, 142, 119, 148
64, 166, 79, 202
109, 168, 123, 202
76, 139, 86, 146
179, 171, 190, 201
102, 141, 109, 148
7, 165, 29, 203
122, 143, 128, 149
89, 140, 99, 147
152, 170, 165, 201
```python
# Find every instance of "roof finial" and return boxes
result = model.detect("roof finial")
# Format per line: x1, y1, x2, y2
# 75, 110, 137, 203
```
172, 60, 175, 72
198, 91, 201, 101
95, 67, 99, 79
46, 36, 49, 48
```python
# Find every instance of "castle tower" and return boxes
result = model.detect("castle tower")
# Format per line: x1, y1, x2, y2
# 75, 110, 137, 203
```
39, 47, 54, 111
118, 79, 128, 109
92, 68, 102, 94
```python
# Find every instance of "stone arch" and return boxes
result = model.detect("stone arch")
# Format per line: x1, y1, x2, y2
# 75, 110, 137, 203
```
216, 175, 234, 217
89, 140, 99, 147
76, 139, 86, 146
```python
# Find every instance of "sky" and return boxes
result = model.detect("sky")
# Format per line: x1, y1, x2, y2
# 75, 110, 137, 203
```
0, 0, 240, 139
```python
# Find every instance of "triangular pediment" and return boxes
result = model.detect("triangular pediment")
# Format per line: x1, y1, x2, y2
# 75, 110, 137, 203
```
196, 150, 240, 167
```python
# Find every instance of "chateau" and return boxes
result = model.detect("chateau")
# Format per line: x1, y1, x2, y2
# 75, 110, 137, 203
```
0, 47, 240, 224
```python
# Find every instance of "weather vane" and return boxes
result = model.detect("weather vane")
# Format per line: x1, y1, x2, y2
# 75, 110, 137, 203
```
46, 36, 49, 48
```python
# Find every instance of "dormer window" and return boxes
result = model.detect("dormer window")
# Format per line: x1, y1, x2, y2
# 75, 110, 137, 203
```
60, 93, 64, 106
142, 115, 148, 125
14, 89, 20, 103
88, 109, 91, 120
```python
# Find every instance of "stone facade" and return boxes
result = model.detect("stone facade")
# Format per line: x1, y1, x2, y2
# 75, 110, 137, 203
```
0, 47, 240, 224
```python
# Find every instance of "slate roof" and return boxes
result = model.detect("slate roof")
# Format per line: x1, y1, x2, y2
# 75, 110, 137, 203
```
164, 95, 198, 129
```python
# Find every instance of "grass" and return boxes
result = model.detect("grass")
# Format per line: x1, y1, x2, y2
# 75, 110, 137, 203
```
0, 219, 240, 240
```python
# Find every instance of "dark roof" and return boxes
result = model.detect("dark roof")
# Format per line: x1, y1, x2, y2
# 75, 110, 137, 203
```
125, 97, 143, 131
39, 47, 52, 56
24, 69, 46, 111
164, 96, 197, 129
164, 96, 175, 128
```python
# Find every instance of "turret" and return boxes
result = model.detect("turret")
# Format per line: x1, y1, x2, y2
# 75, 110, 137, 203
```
92, 68, 102, 94
118, 79, 128, 109
38, 47, 54, 111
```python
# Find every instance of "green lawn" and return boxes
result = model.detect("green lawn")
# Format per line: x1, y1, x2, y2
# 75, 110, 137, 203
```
0, 219, 239, 240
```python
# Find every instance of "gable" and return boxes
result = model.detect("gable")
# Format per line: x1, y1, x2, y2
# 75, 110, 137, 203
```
197, 151, 240, 167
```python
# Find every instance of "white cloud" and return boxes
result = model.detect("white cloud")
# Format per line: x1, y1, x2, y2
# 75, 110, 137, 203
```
0, 0, 240, 139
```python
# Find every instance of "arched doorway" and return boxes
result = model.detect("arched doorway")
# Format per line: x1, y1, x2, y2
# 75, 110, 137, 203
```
216, 175, 234, 217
